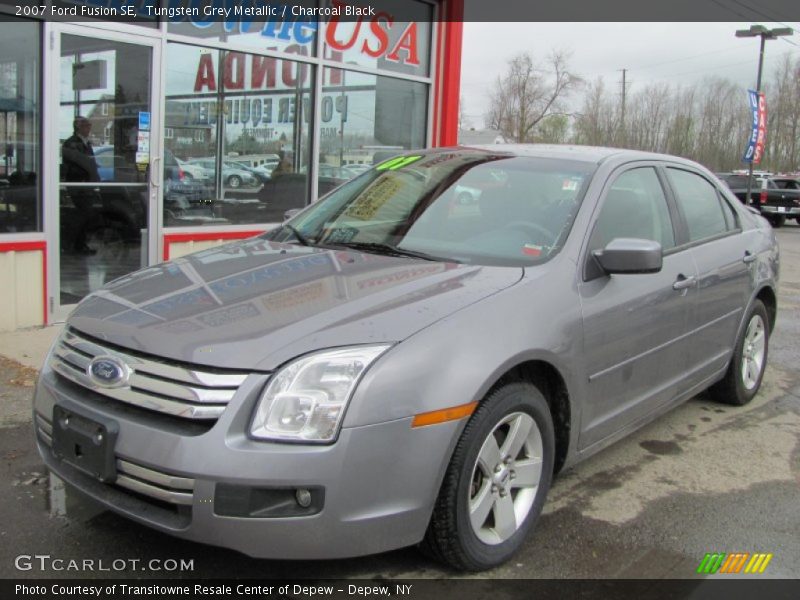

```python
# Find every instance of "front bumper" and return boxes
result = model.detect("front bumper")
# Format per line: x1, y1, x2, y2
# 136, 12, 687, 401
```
33, 365, 460, 559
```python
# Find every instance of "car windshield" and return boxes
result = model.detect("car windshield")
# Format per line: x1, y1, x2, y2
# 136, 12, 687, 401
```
265, 152, 596, 267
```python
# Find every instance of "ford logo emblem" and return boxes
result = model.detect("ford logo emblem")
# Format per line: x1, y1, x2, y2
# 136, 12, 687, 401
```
87, 356, 130, 388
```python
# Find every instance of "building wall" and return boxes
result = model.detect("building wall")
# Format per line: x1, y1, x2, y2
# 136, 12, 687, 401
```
163, 230, 265, 261
167, 239, 235, 260
0, 243, 46, 331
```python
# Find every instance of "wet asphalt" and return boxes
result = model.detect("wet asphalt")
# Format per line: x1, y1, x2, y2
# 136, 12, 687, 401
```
1, 228, 798, 581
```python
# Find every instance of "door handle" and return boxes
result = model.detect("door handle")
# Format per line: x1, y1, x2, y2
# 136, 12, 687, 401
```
743, 251, 757, 264
672, 275, 697, 291
151, 156, 161, 188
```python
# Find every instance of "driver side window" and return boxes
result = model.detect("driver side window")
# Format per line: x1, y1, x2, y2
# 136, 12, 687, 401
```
589, 167, 676, 255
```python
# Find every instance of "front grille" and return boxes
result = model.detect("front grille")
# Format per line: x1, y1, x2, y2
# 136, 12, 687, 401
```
38, 421, 196, 513
35, 413, 53, 446
40, 446, 192, 529
115, 458, 195, 506
50, 328, 248, 421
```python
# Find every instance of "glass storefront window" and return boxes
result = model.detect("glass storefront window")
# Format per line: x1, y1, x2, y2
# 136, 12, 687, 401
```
165, 42, 312, 226
321, 0, 432, 78
0, 17, 41, 233
316, 67, 428, 194
58, 35, 153, 305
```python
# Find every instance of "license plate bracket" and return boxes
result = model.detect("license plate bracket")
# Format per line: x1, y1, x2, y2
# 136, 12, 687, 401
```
52, 402, 118, 483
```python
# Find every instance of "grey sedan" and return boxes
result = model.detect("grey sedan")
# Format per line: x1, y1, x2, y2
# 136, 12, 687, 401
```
33, 145, 778, 571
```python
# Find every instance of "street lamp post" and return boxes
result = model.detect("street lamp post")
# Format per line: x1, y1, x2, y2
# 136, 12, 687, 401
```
735, 25, 793, 205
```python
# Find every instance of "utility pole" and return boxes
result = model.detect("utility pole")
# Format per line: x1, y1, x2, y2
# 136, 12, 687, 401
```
735, 25, 793, 205
619, 68, 628, 146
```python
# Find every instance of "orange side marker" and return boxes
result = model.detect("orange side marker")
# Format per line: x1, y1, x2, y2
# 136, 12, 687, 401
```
412, 402, 479, 428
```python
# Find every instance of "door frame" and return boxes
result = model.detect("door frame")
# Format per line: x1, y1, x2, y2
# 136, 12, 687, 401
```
44, 22, 164, 322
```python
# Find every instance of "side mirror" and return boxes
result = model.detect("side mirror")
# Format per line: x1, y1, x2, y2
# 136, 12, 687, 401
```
283, 208, 301, 222
592, 238, 662, 275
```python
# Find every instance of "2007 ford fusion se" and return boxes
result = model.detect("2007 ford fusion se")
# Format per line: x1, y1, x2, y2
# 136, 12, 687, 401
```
34, 145, 778, 570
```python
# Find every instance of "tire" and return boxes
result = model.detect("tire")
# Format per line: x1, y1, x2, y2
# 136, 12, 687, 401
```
227, 175, 242, 188
795, 217, 800, 226
421, 381, 555, 571
769, 215, 786, 228
709, 300, 769, 406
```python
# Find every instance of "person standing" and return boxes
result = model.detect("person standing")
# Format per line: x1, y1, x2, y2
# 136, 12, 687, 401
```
61, 117, 100, 254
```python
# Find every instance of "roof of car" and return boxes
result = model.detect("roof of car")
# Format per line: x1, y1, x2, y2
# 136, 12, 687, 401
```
453, 143, 699, 166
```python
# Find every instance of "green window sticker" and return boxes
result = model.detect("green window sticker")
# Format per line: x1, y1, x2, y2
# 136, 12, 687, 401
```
375, 155, 423, 171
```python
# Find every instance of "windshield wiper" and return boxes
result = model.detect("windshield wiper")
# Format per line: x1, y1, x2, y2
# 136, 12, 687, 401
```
333, 241, 444, 262
282, 223, 313, 247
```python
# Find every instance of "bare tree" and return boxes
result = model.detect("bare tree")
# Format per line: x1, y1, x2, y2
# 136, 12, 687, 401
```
664, 85, 696, 159
458, 95, 471, 131
535, 115, 570, 143
486, 51, 581, 143
573, 77, 618, 146
766, 53, 800, 172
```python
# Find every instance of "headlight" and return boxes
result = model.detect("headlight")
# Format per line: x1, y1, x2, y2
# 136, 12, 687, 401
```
249, 345, 390, 443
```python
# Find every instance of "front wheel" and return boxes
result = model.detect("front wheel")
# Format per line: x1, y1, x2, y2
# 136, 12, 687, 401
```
421, 382, 554, 571
769, 215, 786, 228
709, 300, 769, 406
227, 175, 242, 188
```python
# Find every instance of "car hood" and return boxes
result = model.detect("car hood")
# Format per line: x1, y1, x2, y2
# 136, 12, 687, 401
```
68, 237, 523, 371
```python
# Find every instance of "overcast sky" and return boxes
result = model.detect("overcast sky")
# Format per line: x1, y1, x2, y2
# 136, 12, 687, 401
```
459, 22, 800, 129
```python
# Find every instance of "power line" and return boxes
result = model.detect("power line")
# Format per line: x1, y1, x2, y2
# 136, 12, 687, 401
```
631, 46, 745, 70
709, 0, 798, 45
708, 0, 753, 22
729, 0, 798, 32
666, 48, 799, 79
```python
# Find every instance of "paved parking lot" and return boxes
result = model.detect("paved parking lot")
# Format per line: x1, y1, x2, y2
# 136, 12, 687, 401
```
1, 227, 798, 580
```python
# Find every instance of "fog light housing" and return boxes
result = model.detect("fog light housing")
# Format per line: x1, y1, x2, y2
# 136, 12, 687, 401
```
214, 485, 324, 518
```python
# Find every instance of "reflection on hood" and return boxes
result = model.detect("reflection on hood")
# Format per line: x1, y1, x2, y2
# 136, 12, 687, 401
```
69, 237, 522, 370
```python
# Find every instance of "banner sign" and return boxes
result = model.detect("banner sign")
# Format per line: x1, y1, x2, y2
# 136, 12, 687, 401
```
742, 89, 767, 164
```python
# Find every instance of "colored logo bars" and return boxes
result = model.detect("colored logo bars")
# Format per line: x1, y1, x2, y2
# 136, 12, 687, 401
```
696, 552, 773, 575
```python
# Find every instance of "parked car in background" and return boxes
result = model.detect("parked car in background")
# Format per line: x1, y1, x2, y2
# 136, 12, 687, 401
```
35, 145, 778, 571
226, 160, 271, 184
299, 164, 351, 182
717, 173, 800, 227
187, 158, 260, 190
341, 164, 370, 178
93, 146, 138, 182
318, 164, 350, 181
253, 160, 279, 179
176, 159, 211, 183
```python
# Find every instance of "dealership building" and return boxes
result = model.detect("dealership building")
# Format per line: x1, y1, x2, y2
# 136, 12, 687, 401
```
0, 0, 463, 331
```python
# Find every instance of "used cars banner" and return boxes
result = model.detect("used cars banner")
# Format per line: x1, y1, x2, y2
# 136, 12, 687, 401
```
742, 89, 767, 164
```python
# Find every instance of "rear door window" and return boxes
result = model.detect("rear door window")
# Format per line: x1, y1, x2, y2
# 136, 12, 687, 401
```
667, 168, 731, 243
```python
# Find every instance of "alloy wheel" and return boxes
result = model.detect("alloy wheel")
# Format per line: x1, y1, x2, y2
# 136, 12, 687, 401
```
468, 412, 543, 545
741, 314, 766, 390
